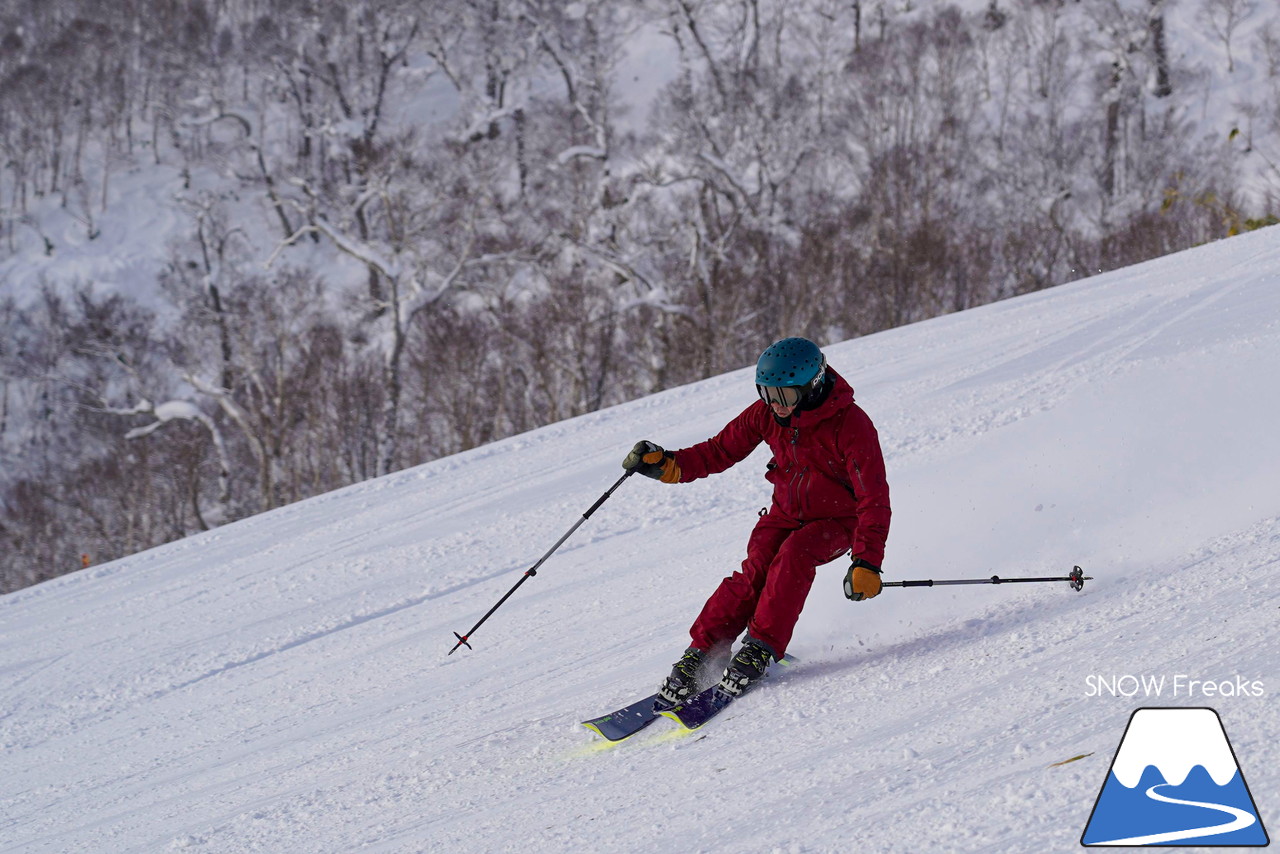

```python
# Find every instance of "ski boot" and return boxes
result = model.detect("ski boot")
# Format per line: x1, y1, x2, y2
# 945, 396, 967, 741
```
717, 637, 777, 698
658, 646, 707, 705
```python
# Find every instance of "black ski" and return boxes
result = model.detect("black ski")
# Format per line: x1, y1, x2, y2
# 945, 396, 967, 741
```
580, 693, 673, 742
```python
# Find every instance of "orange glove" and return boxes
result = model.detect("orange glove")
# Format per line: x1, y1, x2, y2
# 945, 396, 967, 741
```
622, 440, 682, 483
844, 559, 882, 601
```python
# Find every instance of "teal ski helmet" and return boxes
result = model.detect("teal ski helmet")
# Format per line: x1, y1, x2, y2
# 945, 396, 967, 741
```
755, 337, 826, 408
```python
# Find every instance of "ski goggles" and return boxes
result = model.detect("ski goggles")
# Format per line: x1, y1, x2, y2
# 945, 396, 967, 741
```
757, 384, 803, 408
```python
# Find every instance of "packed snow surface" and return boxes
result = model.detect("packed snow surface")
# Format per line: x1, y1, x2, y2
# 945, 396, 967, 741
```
3, 228, 1279, 852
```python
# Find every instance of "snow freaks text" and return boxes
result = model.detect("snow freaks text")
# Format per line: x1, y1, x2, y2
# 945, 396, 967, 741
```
1085, 674, 1266, 699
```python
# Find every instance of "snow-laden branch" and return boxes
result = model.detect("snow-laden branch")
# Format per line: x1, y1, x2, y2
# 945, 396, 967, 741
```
698, 151, 759, 211
525, 8, 610, 161
456, 105, 522, 144
182, 102, 295, 239
568, 240, 693, 320
184, 374, 265, 472
183, 108, 252, 138
557, 145, 608, 165
396, 224, 478, 324
266, 221, 401, 281
110, 397, 232, 519
122, 400, 208, 440
616, 287, 695, 320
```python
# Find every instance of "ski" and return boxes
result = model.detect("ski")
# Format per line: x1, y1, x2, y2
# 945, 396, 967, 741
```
658, 684, 736, 730
659, 653, 796, 731
582, 654, 797, 740
580, 692, 673, 742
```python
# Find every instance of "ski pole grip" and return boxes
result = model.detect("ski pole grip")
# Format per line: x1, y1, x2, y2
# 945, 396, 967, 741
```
583, 492, 611, 519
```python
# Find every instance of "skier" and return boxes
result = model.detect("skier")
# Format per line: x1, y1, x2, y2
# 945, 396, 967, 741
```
623, 337, 891, 703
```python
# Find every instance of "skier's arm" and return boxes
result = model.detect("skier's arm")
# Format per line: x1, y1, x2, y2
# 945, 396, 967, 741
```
672, 403, 766, 482
842, 404, 891, 567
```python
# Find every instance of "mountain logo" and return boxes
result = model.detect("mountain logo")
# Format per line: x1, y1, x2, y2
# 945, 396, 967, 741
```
1081, 707, 1270, 847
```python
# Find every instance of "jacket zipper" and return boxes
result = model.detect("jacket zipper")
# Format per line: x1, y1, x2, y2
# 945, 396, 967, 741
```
850, 461, 866, 497
786, 427, 802, 513
788, 465, 810, 517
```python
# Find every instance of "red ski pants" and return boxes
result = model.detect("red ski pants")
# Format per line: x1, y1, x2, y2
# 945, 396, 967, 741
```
689, 514, 852, 657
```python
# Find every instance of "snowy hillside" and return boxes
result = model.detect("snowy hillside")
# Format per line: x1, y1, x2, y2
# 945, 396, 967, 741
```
3, 227, 1279, 853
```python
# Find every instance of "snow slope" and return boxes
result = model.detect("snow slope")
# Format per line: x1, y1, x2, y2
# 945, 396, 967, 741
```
2, 227, 1279, 853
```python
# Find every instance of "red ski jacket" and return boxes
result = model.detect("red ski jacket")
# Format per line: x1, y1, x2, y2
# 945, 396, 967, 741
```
673, 368, 891, 567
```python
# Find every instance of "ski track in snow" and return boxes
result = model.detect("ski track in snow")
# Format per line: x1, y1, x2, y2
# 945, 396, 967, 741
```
2, 229, 1279, 852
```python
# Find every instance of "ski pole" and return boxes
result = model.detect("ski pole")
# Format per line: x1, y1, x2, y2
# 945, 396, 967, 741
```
882, 565, 1092, 591
448, 469, 636, 654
